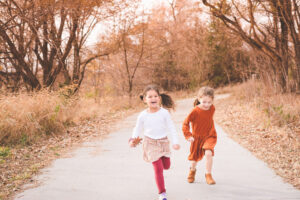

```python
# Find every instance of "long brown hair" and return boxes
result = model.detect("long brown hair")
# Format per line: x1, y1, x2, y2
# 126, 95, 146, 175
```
140, 84, 175, 110
194, 86, 214, 107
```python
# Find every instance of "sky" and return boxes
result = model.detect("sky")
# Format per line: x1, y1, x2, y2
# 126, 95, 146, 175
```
86, 0, 168, 46
141, 0, 167, 8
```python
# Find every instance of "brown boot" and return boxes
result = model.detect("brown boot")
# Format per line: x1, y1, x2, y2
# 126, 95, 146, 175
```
205, 173, 216, 185
187, 168, 196, 183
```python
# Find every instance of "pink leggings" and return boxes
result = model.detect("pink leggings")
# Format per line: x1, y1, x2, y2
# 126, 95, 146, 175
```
152, 156, 171, 194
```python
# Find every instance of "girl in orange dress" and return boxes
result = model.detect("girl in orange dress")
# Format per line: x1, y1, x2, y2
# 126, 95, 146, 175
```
182, 86, 217, 185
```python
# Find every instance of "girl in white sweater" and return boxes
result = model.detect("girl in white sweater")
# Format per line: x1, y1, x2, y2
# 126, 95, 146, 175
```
129, 84, 180, 200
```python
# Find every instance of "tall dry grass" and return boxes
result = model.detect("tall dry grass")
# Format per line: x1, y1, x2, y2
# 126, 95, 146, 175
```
0, 89, 141, 146
218, 80, 300, 127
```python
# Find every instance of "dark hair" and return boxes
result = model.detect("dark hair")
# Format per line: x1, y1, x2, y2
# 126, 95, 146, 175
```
193, 86, 214, 107
140, 84, 175, 110
193, 99, 200, 107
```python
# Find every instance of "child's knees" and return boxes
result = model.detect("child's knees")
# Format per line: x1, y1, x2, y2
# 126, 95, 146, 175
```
163, 165, 171, 170
162, 161, 171, 170
204, 150, 213, 157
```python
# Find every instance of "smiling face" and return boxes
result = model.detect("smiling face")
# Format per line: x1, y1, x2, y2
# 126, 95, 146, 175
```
144, 89, 160, 112
199, 95, 213, 110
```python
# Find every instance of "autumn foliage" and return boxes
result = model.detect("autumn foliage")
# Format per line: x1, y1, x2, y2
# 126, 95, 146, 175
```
0, 0, 299, 198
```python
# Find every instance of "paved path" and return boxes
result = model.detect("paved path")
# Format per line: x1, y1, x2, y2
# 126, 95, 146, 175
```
15, 96, 300, 200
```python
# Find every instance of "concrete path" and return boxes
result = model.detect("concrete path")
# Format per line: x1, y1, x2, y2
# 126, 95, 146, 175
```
15, 96, 300, 200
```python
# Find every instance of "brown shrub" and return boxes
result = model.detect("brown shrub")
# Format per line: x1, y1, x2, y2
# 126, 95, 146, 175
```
218, 80, 300, 127
0, 90, 142, 145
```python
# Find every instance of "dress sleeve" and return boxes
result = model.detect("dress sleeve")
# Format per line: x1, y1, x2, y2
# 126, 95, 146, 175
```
165, 111, 179, 145
182, 109, 194, 139
132, 112, 144, 138
209, 121, 217, 137
209, 106, 217, 138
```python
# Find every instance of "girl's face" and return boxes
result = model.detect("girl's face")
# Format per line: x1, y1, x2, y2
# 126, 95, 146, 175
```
144, 89, 160, 111
199, 95, 213, 110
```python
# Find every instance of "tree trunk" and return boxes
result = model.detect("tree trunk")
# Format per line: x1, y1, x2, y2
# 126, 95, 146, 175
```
278, 0, 289, 92
73, 41, 81, 83
0, 29, 41, 90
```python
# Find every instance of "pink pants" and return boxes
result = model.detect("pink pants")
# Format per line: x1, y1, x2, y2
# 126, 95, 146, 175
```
152, 156, 171, 194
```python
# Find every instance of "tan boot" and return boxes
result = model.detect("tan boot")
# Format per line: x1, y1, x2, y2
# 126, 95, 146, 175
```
205, 173, 216, 185
187, 168, 196, 183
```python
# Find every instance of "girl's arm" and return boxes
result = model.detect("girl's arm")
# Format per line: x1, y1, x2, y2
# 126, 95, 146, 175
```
209, 121, 217, 137
132, 113, 144, 138
165, 111, 179, 145
182, 110, 194, 140
208, 106, 217, 137
129, 113, 144, 147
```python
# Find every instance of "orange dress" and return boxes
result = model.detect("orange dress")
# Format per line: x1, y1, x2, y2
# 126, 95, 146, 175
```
182, 105, 217, 161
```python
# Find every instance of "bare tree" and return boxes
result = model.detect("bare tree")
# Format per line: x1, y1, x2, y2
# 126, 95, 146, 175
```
202, 0, 300, 92
0, 0, 119, 91
111, 4, 147, 102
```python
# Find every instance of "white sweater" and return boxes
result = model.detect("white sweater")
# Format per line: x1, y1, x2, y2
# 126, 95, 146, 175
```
132, 107, 179, 144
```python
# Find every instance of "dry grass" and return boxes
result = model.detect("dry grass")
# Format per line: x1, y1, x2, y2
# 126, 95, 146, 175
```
217, 80, 300, 127
1, 91, 65, 145
230, 80, 299, 127
0, 89, 141, 146
215, 80, 300, 189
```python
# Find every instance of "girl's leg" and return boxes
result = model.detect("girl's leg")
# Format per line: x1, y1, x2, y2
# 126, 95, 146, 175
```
205, 150, 213, 174
161, 156, 171, 170
152, 158, 166, 194
187, 161, 197, 183
205, 149, 216, 184
190, 161, 197, 170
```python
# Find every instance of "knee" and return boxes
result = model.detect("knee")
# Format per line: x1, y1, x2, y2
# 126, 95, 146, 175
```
162, 157, 171, 170
205, 150, 213, 158
163, 163, 170, 170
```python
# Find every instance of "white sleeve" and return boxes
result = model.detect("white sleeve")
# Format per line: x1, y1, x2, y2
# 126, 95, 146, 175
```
132, 113, 144, 138
165, 111, 179, 145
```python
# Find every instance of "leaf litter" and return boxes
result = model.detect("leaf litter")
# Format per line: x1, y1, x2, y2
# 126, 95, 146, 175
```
214, 96, 300, 190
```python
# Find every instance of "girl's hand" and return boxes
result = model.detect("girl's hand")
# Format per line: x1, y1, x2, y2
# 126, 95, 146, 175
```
129, 137, 142, 147
187, 137, 194, 142
172, 144, 180, 150
129, 140, 135, 147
